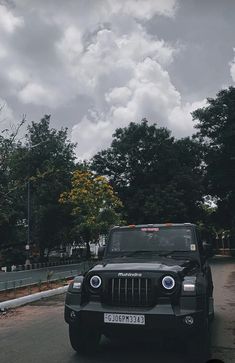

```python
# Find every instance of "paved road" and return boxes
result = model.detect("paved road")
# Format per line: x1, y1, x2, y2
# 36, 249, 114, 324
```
0, 262, 91, 291
0, 256, 234, 363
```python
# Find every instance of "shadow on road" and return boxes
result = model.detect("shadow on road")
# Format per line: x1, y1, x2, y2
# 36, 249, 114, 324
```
66, 336, 194, 363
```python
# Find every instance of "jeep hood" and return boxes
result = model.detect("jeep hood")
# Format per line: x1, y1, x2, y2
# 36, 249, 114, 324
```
90, 258, 198, 275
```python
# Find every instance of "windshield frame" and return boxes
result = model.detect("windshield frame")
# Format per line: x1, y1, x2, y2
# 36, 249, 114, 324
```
105, 225, 198, 258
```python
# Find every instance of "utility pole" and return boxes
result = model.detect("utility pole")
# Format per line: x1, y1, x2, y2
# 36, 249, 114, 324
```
25, 140, 48, 266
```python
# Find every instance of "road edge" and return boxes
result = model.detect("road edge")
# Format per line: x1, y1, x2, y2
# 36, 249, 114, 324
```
0, 285, 68, 310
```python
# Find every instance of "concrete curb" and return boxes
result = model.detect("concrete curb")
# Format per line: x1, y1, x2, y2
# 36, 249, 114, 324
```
0, 285, 68, 310
1, 261, 84, 273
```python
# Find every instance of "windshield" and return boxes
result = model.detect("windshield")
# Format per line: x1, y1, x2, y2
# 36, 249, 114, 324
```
107, 227, 196, 255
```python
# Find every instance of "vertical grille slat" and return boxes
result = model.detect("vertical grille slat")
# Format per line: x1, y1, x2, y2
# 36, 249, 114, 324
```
145, 278, 148, 304
125, 278, 127, 302
138, 278, 141, 304
111, 278, 114, 301
107, 277, 152, 307
132, 278, 134, 304
118, 279, 121, 302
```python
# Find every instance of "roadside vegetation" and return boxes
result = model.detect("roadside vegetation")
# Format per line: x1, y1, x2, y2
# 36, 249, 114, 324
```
1, 86, 235, 265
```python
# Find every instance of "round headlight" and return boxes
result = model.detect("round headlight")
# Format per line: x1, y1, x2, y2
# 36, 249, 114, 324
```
90, 275, 102, 289
162, 275, 175, 290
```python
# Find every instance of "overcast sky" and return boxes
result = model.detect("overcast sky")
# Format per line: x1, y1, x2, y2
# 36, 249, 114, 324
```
0, 0, 235, 159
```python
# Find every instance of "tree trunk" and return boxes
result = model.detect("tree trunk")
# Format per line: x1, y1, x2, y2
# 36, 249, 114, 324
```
85, 241, 91, 260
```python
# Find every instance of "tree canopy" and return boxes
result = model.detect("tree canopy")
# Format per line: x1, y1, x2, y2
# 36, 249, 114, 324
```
0, 118, 27, 264
92, 120, 205, 224
1, 85, 235, 265
192, 86, 235, 235
0, 115, 76, 263
59, 169, 123, 256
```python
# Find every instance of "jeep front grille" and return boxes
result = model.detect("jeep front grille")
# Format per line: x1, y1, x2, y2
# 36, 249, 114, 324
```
105, 277, 153, 307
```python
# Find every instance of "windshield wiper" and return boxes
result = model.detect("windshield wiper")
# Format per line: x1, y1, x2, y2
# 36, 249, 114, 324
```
158, 250, 191, 257
116, 250, 160, 258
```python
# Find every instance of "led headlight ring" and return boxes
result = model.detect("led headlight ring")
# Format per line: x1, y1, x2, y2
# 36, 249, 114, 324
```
162, 275, 175, 290
90, 275, 102, 289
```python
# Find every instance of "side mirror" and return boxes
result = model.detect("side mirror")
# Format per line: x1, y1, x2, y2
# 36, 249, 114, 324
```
202, 242, 214, 257
98, 246, 106, 259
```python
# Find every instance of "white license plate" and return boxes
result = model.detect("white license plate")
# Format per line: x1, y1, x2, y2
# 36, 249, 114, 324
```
104, 313, 145, 325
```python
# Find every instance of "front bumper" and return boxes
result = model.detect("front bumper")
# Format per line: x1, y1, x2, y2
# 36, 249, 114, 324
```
65, 300, 205, 336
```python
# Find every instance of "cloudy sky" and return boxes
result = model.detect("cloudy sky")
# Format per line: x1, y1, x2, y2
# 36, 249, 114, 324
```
1, 0, 235, 159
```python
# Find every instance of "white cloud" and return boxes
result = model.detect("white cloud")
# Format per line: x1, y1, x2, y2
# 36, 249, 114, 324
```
69, 29, 181, 160
18, 82, 62, 108
111, 0, 177, 19
229, 48, 235, 82
8, 67, 29, 85
57, 25, 177, 110
52, 1, 182, 159
72, 116, 113, 160
107, 57, 181, 127
68, 24, 199, 160
169, 99, 208, 137
0, 4, 24, 33
56, 26, 83, 63
72, 56, 206, 160
13, 0, 177, 26
105, 87, 132, 105
1, 0, 206, 160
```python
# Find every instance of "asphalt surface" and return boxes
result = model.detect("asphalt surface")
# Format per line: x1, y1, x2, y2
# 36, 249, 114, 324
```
0, 256, 234, 363
0, 262, 90, 291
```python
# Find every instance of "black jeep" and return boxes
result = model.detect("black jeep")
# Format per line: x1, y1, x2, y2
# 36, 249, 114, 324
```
65, 223, 214, 362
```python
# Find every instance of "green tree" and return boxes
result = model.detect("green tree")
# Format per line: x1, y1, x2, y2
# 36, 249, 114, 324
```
59, 169, 123, 257
91, 120, 204, 224
0, 118, 26, 263
192, 87, 235, 237
0, 120, 24, 223
8, 115, 76, 259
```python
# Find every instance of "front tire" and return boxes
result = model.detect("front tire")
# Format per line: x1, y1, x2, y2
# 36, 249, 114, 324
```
69, 324, 101, 354
208, 296, 215, 322
187, 319, 211, 363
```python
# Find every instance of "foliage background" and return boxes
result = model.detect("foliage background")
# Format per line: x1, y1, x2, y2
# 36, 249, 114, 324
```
1, 86, 235, 264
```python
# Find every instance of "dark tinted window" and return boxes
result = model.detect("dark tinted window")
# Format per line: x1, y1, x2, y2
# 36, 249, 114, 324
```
107, 227, 196, 254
